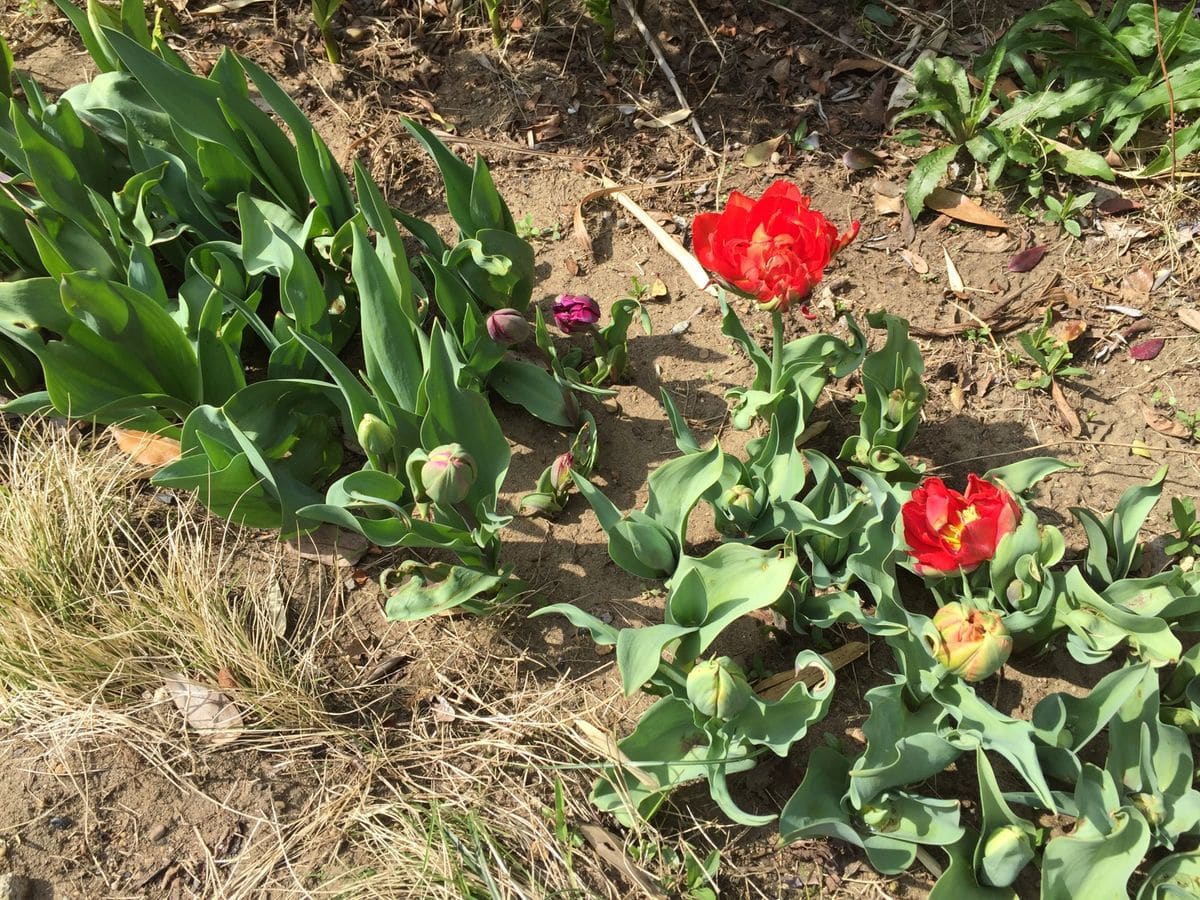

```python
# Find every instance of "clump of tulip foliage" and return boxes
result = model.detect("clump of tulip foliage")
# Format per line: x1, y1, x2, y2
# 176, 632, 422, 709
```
0, 9, 639, 619
538, 182, 1200, 897
5, 11, 1200, 896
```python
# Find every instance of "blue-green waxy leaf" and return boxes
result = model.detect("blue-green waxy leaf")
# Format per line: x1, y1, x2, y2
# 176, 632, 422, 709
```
384, 562, 508, 620
974, 750, 1038, 889
420, 324, 510, 513
489, 359, 577, 427
928, 829, 1018, 900
671, 543, 797, 662
616, 623, 694, 695
1137, 849, 1200, 900
849, 682, 960, 806
780, 745, 862, 846
730, 650, 835, 756
984, 457, 1078, 496
529, 603, 618, 646
351, 218, 423, 412
1041, 806, 1150, 900
645, 442, 725, 543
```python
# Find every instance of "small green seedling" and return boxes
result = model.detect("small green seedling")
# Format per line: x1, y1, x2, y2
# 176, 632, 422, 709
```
1015, 310, 1088, 390
1042, 190, 1095, 238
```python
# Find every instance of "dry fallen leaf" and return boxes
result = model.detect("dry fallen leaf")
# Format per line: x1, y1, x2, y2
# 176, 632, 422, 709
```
742, 134, 785, 167
1099, 197, 1141, 215
580, 825, 669, 899
942, 247, 966, 294
1050, 380, 1082, 437
1121, 265, 1154, 301
899, 249, 929, 274
1051, 320, 1088, 345
1143, 407, 1192, 439
843, 148, 884, 171
1178, 308, 1200, 333
284, 523, 369, 567
949, 384, 966, 412
163, 673, 243, 745
110, 426, 181, 469
1130, 439, 1154, 459
925, 187, 1007, 229
875, 192, 904, 216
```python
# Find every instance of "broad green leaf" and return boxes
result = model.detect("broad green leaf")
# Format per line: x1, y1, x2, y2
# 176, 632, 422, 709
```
905, 144, 960, 219
645, 442, 725, 542
1041, 808, 1150, 900
984, 457, 1077, 496
489, 359, 577, 427
615, 623, 694, 695
529, 603, 618, 646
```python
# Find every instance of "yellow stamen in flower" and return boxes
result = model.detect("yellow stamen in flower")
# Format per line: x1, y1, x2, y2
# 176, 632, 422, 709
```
940, 505, 978, 550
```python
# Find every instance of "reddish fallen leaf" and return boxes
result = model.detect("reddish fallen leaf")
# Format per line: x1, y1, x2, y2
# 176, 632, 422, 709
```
1143, 407, 1191, 439
1007, 244, 1048, 273
1051, 380, 1082, 437
1099, 197, 1141, 215
924, 187, 1007, 230
1129, 338, 1165, 361
1178, 308, 1200, 333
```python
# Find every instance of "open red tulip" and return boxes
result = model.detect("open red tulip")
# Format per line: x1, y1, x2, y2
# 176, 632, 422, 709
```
691, 181, 859, 316
902, 475, 1020, 575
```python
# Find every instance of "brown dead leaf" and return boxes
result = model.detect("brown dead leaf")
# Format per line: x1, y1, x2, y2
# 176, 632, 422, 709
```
949, 384, 966, 412
831, 57, 887, 76
1143, 407, 1192, 439
1177, 307, 1200, 333
216, 667, 237, 690
110, 426, 181, 469
1051, 320, 1088, 345
742, 134, 785, 167
925, 187, 1007, 229
1121, 265, 1154, 302
1050, 380, 1082, 437
284, 523, 368, 567
163, 673, 243, 745
942, 247, 966, 294
875, 192, 903, 216
899, 249, 928, 274
580, 825, 668, 899
900, 202, 916, 246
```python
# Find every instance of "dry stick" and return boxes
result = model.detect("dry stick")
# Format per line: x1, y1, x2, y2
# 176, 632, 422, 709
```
1150, 0, 1178, 179
616, 0, 708, 145
755, 0, 913, 78
929, 438, 1200, 472
597, 175, 718, 295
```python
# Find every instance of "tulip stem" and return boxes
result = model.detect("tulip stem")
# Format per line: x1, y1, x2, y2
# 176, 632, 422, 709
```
770, 310, 785, 395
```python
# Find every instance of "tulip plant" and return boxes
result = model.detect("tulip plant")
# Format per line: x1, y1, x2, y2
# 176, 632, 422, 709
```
538, 181, 1200, 896
0, 5, 590, 616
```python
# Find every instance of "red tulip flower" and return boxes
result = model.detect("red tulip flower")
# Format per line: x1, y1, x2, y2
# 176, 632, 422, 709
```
691, 181, 859, 316
902, 475, 1020, 575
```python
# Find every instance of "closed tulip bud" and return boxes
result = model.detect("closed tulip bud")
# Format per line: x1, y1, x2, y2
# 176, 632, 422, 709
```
420, 443, 477, 506
860, 799, 900, 833
717, 484, 762, 533
550, 452, 574, 493
356, 413, 394, 459
686, 657, 753, 720
979, 824, 1035, 888
486, 308, 530, 344
928, 602, 1012, 682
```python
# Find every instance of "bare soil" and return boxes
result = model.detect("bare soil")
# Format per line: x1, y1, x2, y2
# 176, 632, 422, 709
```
2, 0, 1199, 897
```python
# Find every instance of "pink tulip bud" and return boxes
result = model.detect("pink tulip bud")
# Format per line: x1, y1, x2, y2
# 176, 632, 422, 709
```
486, 308, 530, 344
552, 294, 600, 334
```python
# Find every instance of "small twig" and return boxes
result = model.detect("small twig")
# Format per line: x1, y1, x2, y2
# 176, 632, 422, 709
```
616, 0, 708, 145
754, 0, 914, 78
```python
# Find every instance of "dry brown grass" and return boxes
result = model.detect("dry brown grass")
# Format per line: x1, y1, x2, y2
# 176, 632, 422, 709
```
0, 419, 758, 899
